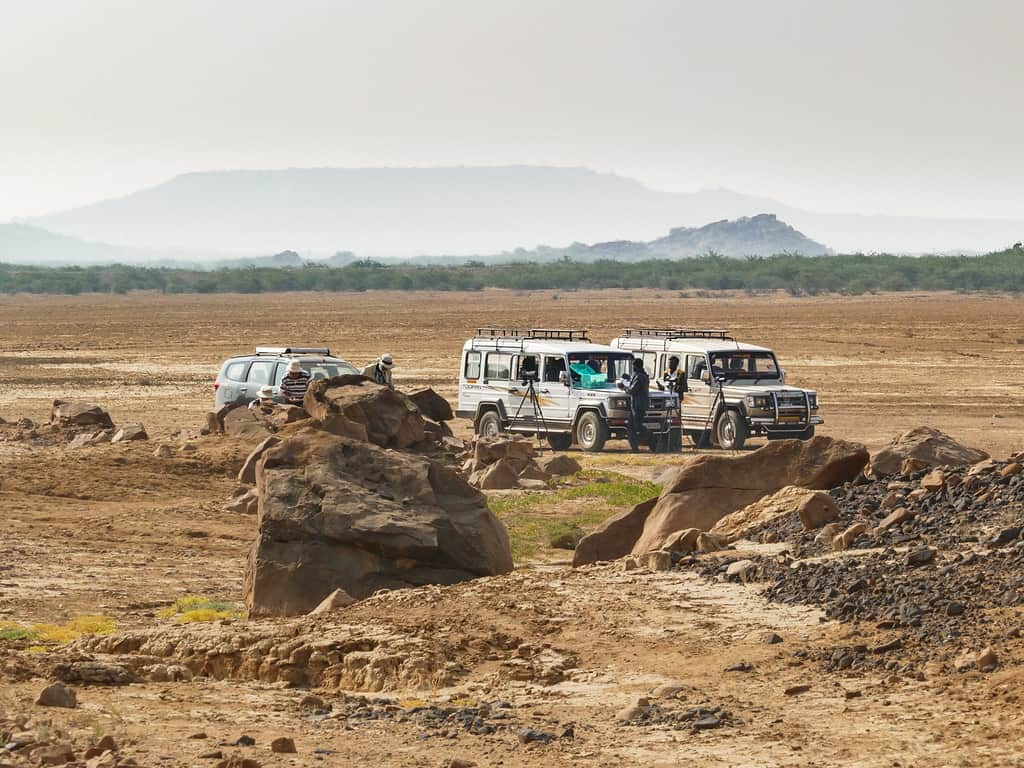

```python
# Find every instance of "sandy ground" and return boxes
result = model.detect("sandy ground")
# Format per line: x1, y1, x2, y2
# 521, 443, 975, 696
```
1, 289, 1024, 767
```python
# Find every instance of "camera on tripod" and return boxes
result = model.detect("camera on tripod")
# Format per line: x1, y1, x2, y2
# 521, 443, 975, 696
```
521, 370, 539, 384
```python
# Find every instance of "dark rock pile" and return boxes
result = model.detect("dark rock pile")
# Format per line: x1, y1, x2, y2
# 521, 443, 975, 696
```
694, 455, 1024, 668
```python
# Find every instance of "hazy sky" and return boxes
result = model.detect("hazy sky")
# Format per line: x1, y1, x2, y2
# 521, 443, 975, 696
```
2, 0, 1022, 221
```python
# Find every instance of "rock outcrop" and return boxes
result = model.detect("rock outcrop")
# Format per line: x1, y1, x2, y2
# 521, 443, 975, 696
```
870, 426, 989, 477
407, 388, 454, 423
572, 498, 658, 567
631, 437, 867, 554
304, 375, 425, 448
465, 436, 556, 490
50, 400, 114, 429
245, 428, 513, 616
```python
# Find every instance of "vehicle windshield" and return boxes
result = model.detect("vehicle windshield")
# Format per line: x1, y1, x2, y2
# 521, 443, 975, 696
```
276, 359, 359, 384
567, 352, 634, 389
709, 351, 780, 380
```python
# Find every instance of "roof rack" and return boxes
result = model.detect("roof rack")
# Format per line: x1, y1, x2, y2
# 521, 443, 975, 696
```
475, 328, 590, 341
255, 346, 332, 356
622, 328, 731, 340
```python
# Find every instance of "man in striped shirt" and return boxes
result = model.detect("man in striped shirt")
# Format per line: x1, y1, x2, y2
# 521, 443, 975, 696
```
279, 360, 311, 405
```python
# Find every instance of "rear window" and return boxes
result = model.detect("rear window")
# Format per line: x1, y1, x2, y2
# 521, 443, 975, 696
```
224, 361, 247, 381
464, 351, 481, 379
247, 360, 276, 385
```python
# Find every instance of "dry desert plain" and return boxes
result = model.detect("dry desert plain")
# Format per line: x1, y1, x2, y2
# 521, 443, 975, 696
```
1, 289, 1024, 768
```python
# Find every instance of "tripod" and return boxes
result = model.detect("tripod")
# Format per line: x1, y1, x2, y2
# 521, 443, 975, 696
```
508, 376, 551, 447
695, 375, 726, 450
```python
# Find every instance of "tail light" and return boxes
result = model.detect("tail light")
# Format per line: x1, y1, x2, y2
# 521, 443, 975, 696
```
214, 375, 221, 391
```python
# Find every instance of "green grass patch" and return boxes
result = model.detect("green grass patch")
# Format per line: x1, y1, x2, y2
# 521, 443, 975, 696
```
158, 595, 246, 623
490, 471, 660, 561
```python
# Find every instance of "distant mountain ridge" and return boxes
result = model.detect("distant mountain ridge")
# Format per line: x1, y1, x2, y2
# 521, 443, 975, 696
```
9, 165, 1024, 258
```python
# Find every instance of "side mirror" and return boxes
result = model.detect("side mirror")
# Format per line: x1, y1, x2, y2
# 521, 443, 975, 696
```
558, 371, 568, 385
700, 370, 710, 384
780, 368, 786, 384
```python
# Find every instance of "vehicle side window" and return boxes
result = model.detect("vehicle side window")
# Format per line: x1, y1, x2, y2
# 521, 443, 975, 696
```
247, 360, 276, 385
484, 352, 512, 381
686, 355, 706, 380
543, 356, 566, 383
464, 351, 481, 379
516, 354, 539, 381
639, 352, 656, 375
224, 361, 247, 381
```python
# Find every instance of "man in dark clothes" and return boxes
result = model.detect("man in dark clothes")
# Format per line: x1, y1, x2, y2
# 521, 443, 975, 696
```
619, 357, 650, 452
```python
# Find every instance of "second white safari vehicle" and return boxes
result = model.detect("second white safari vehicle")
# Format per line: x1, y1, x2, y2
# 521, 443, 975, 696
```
456, 328, 680, 452
609, 328, 822, 450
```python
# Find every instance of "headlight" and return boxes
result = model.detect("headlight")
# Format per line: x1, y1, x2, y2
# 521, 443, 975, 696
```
611, 397, 630, 410
745, 395, 772, 409
808, 392, 818, 408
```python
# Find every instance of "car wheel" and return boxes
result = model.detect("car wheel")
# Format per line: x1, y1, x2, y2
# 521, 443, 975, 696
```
546, 432, 573, 451
715, 410, 748, 450
477, 410, 503, 438
575, 412, 608, 452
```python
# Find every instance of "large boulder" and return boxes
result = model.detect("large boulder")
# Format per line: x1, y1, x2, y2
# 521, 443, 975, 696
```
50, 400, 114, 429
870, 426, 989, 478
304, 375, 425, 448
237, 435, 282, 484
537, 454, 582, 476
407, 388, 454, 422
473, 436, 535, 471
630, 436, 867, 555
221, 404, 273, 438
245, 429, 513, 616
572, 498, 658, 567
710, 486, 838, 542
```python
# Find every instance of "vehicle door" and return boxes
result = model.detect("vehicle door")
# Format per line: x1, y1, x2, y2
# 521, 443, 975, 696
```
536, 353, 572, 428
680, 354, 715, 427
219, 360, 250, 404
482, 351, 515, 418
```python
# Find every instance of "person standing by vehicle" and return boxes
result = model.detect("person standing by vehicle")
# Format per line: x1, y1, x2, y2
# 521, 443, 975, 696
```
657, 355, 685, 395
362, 353, 395, 389
619, 357, 650, 452
279, 360, 311, 405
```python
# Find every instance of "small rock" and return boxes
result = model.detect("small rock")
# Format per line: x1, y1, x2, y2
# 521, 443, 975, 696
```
298, 694, 330, 712
269, 737, 295, 754
691, 714, 722, 731
621, 556, 639, 571
946, 601, 966, 617
1000, 462, 1022, 478
646, 550, 672, 572
784, 684, 811, 696
516, 728, 554, 744
33, 744, 75, 766
215, 756, 260, 768
762, 632, 783, 645
112, 423, 148, 442
920, 469, 945, 491
199, 752, 223, 760
904, 547, 936, 567
233, 736, 256, 747
36, 682, 77, 709
442, 760, 477, 768
725, 559, 756, 582
987, 526, 1022, 548
189, 733, 208, 739
153, 444, 174, 458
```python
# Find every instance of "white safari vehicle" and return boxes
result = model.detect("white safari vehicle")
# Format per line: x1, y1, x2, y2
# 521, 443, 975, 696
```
456, 328, 680, 452
609, 328, 821, 450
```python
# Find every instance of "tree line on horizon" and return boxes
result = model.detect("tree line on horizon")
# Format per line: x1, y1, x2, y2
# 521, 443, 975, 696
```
1, 247, 1022, 296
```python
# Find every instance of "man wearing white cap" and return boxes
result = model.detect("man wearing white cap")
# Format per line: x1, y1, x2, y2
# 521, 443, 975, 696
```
362, 353, 395, 390
279, 360, 312, 405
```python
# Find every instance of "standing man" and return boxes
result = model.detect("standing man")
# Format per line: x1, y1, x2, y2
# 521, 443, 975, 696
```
363, 353, 395, 389
279, 360, 311, 405
619, 357, 650, 452
657, 355, 685, 395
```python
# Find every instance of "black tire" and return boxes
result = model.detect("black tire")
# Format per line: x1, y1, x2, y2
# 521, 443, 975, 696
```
476, 409, 503, 438
546, 432, 573, 451
715, 410, 748, 450
575, 411, 608, 452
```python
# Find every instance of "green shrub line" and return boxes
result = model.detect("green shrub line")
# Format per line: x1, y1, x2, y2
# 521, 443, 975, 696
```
2, 246, 1023, 295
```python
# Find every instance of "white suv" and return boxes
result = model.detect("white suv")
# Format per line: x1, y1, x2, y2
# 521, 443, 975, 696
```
609, 328, 821, 450
455, 328, 680, 452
